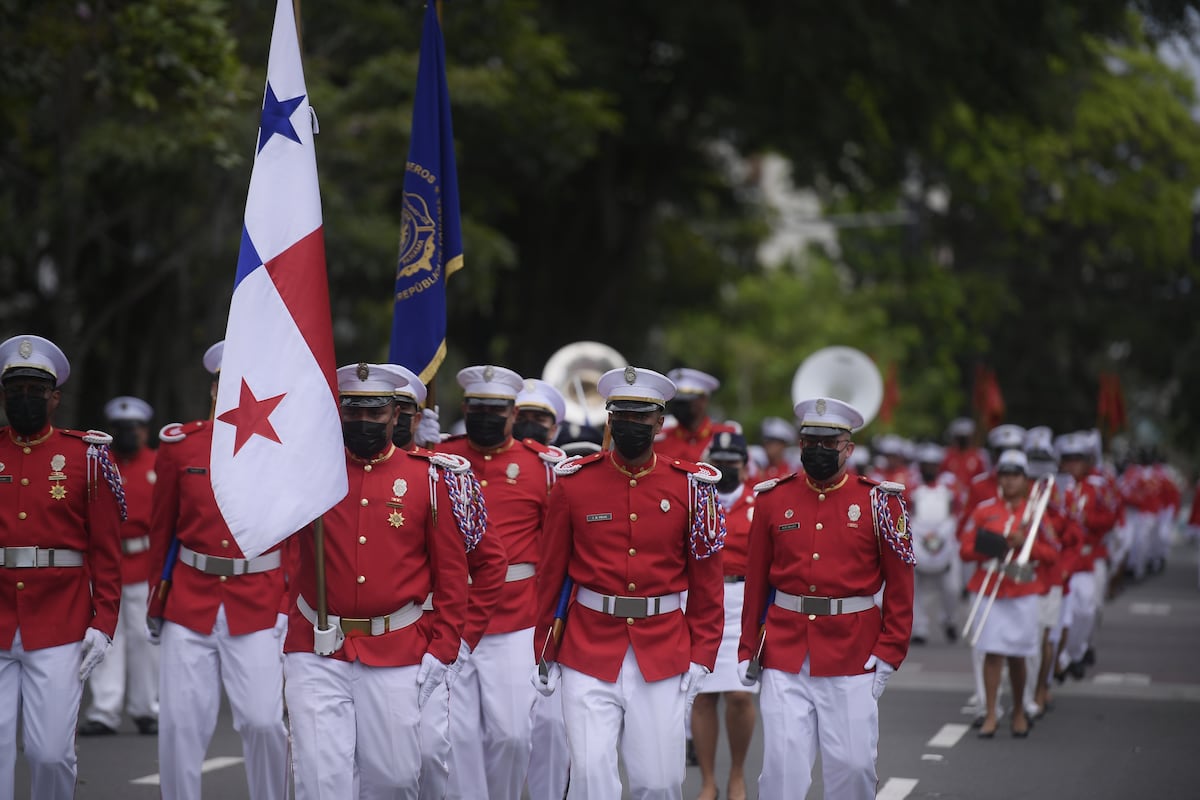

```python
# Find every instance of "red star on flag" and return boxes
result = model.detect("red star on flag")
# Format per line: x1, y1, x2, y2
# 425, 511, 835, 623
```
217, 378, 286, 455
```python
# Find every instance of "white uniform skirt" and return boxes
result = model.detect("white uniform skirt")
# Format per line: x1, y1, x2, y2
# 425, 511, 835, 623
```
701, 579, 760, 695
971, 594, 1039, 658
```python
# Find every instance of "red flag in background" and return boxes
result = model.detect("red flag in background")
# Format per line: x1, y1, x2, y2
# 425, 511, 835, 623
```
1097, 372, 1127, 434
879, 363, 900, 424
972, 364, 1005, 432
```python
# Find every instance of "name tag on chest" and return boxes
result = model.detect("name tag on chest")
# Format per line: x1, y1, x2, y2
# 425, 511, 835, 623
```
778, 522, 800, 531
586, 513, 613, 523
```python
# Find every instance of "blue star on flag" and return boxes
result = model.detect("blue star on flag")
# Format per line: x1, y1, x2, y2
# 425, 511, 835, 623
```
257, 81, 306, 153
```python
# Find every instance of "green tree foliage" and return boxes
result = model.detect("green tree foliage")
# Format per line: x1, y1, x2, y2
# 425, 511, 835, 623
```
0, 0, 1197, 461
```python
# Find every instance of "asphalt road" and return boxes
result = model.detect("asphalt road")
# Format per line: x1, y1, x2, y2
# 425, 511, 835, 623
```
14, 539, 1200, 799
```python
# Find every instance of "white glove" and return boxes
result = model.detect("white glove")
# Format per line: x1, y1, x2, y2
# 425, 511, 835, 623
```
864, 654, 895, 700
416, 406, 441, 448
146, 616, 163, 646
272, 612, 289, 639
531, 662, 561, 697
446, 639, 471, 688
680, 662, 710, 714
79, 628, 111, 682
416, 652, 450, 709
313, 622, 345, 656
737, 659, 758, 687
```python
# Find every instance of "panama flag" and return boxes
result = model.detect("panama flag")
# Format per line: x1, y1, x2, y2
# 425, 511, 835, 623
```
210, 0, 348, 559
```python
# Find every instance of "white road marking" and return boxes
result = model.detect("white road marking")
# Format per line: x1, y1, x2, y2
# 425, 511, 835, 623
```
1093, 672, 1152, 686
921, 753, 944, 761
926, 722, 970, 748
1130, 602, 1171, 615
876, 777, 919, 799
131, 756, 245, 785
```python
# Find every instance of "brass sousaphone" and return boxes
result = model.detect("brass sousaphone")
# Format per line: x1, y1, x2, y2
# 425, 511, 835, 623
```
541, 341, 628, 428
790, 345, 884, 427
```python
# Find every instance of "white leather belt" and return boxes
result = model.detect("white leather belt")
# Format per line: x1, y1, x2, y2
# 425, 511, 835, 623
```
177, 544, 280, 577
422, 592, 434, 612
0, 546, 84, 568
506, 562, 535, 582
298, 594, 423, 636
121, 535, 151, 555
575, 586, 682, 619
773, 591, 875, 616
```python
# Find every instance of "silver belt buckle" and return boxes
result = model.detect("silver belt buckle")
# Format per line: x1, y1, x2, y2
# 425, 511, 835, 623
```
207, 557, 236, 577
5, 546, 38, 568
802, 596, 831, 615
611, 595, 648, 619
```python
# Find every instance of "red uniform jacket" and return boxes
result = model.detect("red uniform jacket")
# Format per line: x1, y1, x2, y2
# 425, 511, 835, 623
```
655, 418, 738, 464
739, 472, 914, 676
958, 471, 999, 540
960, 496, 1061, 598
439, 435, 555, 635
940, 447, 988, 490
536, 452, 725, 683
115, 446, 157, 586
284, 445, 469, 666
719, 483, 755, 577
147, 421, 288, 636
0, 426, 122, 649
1062, 472, 1119, 573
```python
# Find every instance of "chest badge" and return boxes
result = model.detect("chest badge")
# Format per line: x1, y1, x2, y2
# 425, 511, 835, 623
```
506, 463, 520, 482
660, 499, 670, 512
784, 508, 794, 519
0, 462, 5, 473
50, 454, 66, 473
848, 504, 862, 522
388, 510, 406, 528
393, 478, 408, 498
50, 484, 67, 500
147, 470, 157, 485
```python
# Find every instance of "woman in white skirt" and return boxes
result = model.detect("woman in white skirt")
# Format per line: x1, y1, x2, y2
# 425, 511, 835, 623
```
691, 432, 759, 800
960, 450, 1060, 739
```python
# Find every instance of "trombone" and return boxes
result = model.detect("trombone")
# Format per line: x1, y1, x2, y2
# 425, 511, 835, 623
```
961, 474, 1055, 646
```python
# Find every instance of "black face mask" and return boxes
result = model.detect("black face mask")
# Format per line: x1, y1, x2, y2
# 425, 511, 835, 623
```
666, 399, 696, 429
465, 412, 508, 448
610, 419, 655, 460
801, 446, 842, 482
4, 393, 49, 436
343, 421, 390, 459
110, 423, 141, 456
512, 419, 550, 445
391, 414, 414, 449
715, 466, 742, 493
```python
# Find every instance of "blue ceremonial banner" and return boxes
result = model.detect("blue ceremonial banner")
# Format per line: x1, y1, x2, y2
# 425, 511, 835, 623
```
389, 2, 463, 385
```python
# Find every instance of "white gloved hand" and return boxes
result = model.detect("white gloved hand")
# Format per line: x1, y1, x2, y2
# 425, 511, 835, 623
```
737, 659, 758, 687
864, 654, 895, 700
272, 612, 289, 639
680, 662, 710, 714
146, 616, 163, 646
416, 652, 450, 709
446, 639, 471, 688
79, 628, 111, 682
416, 406, 441, 448
531, 662, 561, 697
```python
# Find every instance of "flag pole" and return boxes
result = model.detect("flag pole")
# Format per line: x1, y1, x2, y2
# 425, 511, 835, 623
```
427, 0, 443, 411
290, 0, 329, 639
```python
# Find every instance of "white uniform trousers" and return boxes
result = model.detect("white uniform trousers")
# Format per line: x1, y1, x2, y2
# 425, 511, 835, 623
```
758, 658, 878, 800
1063, 572, 1098, 663
418, 678, 451, 800
158, 606, 287, 800
285, 653, 422, 800
527, 689, 570, 800
0, 632, 83, 800
1125, 509, 1152, 579
561, 645, 685, 800
912, 567, 959, 639
84, 581, 159, 729
447, 627, 535, 800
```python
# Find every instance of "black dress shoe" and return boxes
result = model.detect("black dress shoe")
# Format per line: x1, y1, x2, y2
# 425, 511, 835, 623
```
134, 716, 158, 736
1082, 647, 1096, 666
911, 635, 927, 646
78, 720, 117, 736
944, 625, 959, 643
1067, 661, 1087, 680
